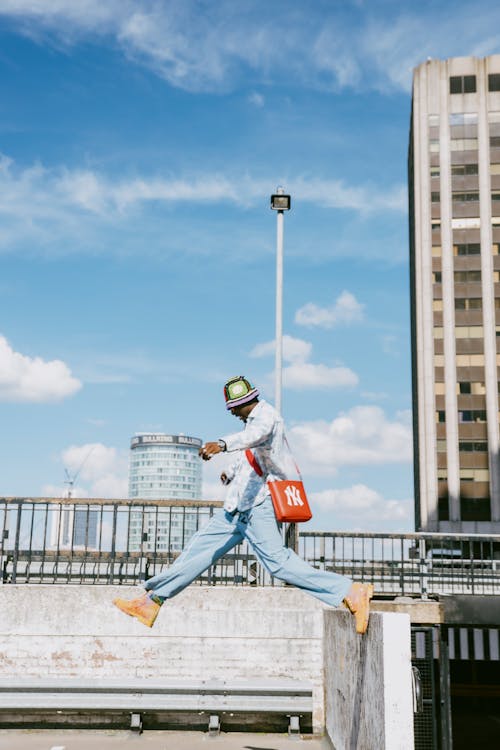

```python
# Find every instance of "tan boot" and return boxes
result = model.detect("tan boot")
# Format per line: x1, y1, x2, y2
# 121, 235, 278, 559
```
113, 594, 161, 628
344, 583, 374, 635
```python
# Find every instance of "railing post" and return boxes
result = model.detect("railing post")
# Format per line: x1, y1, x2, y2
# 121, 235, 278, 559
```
11, 502, 23, 584
419, 538, 428, 600
108, 504, 118, 585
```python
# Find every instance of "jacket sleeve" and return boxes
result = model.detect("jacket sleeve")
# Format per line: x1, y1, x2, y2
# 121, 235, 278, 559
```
222, 406, 275, 452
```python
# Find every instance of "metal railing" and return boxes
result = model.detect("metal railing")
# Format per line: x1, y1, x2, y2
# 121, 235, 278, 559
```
2, 497, 499, 596
299, 531, 500, 597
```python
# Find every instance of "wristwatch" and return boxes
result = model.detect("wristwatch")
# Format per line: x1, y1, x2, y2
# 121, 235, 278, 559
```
217, 439, 227, 452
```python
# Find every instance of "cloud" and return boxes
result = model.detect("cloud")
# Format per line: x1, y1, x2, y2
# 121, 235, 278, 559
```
288, 406, 413, 475
251, 335, 312, 363
250, 334, 358, 390
0, 334, 81, 402
0, 153, 405, 256
58, 442, 128, 498
2, 1, 498, 96
295, 291, 364, 328
310, 483, 413, 531
248, 92, 265, 107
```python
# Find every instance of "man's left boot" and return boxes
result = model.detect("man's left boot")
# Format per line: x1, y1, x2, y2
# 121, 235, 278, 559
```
344, 582, 374, 635
113, 593, 161, 628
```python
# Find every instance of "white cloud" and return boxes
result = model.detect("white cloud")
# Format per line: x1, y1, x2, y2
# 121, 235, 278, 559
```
288, 406, 413, 475
0, 334, 81, 402
60, 442, 128, 498
248, 92, 265, 107
295, 291, 364, 328
284, 361, 358, 389
310, 483, 413, 531
2, 1, 498, 97
250, 335, 312, 363
250, 334, 358, 390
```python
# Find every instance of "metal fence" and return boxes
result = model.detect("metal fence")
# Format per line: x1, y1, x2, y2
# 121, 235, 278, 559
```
299, 531, 500, 597
2, 497, 500, 596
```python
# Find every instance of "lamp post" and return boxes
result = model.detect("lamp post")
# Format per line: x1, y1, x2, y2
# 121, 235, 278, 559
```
270, 187, 291, 415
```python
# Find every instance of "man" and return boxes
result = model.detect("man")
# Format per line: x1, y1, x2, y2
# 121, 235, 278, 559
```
113, 376, 373, 633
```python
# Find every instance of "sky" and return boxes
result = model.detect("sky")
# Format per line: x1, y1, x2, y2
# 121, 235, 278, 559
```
2, 0, 500, 533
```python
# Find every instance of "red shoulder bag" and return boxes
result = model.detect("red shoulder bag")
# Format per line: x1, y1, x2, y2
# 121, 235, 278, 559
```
245, 445, 312, 523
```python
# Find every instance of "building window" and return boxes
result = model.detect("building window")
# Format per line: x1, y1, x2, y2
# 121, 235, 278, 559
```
452, 192, 479, 202
449, 112, 478, 125
433, 271, 442, 283
492, 192, 500, 201
454, 270, 481, 282
455, 326, 483, 338
489, 74, 500, 92
430, 166, 440, 177
460, 498, 491, 521
456, 243, 480, 257
450, 75, 476, 94
459, 382, 471, 394
438, 497, 449, 521
451, 163, 478, 176
429, 139, 440, 153
491, 163, 500, 175
450, 138, 478, 151
437, 410, 446, 423
458, 410, 487, 422
491, 136, 500, 148
459, 441, 488, 452
431, 191, 440, 203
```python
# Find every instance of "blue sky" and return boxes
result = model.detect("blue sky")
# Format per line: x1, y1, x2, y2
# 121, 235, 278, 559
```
1, 0, 500, 532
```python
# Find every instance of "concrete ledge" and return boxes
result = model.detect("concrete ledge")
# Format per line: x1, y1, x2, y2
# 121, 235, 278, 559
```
0, 585, 414, 745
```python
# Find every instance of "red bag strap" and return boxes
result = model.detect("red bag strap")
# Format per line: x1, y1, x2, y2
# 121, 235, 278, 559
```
245, 438, 303, 482
245, 449, 264, 477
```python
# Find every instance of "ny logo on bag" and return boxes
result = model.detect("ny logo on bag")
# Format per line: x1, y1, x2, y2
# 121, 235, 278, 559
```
284, 484, 304, 507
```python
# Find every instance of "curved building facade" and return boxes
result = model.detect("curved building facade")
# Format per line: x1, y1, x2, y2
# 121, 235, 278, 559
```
128, 433, 202, 500
128, 433, 204, 553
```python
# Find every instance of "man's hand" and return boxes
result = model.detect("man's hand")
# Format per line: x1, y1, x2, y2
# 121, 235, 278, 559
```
199, 442, 222, 461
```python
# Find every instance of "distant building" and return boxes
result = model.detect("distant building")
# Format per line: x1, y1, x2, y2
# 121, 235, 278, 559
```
409, 55, 500, 532
49, 505, 99, 550
128, 433, 204, 551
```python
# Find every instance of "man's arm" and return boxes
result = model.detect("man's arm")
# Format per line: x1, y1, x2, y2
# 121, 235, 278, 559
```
199, 405, 275, 460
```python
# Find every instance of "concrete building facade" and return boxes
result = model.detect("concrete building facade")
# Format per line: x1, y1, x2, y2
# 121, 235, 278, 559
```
409, 55, 500, 532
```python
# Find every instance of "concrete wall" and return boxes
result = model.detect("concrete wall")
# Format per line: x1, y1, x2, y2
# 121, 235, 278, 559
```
0, 585, 413, 745
324, 609, 414, 749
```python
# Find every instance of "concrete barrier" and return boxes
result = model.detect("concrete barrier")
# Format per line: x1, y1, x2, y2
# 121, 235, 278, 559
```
0, 585, 413, 745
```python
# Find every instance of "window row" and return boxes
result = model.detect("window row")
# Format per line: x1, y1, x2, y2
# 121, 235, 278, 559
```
448, 74, 500, 94
432, 244, 500, 256
436, 440, 488, 452
433, 326, 484, 339
436, 410, 487, 422
429, 165, 500, 177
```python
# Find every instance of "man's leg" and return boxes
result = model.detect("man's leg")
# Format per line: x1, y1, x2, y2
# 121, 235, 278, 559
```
244, 498, 372, 632
113, 509, 243, 626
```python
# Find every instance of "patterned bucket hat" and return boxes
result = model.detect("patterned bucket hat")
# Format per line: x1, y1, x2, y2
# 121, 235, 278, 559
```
223, 376, 259, 410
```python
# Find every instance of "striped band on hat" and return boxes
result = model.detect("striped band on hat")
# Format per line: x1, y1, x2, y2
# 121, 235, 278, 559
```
223, 376, 259, 409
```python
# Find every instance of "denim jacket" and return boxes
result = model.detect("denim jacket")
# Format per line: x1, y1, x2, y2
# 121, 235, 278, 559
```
221, 400, 293, 512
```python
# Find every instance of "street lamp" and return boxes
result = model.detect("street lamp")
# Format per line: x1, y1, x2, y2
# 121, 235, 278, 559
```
270, 186, 291, 415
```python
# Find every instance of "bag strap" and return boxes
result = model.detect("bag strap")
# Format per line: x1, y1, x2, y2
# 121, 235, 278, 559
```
283, 435, 303, 481
245, 449, 264, 477
245, 437, 303, 482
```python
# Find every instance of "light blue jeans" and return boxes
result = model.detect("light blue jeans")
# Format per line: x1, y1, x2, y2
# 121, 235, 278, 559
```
144, 496, 352, 607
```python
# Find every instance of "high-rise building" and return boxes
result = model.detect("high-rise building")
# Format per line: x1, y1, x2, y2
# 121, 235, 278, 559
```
128, 433, 204, 551
409, 55, 500, 532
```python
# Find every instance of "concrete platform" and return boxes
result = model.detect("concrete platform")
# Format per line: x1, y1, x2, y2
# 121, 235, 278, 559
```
0, 729, 332, 749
